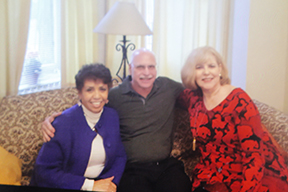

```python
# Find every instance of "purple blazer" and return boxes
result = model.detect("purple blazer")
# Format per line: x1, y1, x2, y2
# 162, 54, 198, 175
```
30, 105, 126, 190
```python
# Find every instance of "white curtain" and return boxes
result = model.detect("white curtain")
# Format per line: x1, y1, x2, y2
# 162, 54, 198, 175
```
60, 0, 106, 87
60, 0, 149, 85
0, 0, 31, 99
153, 0, 231, 82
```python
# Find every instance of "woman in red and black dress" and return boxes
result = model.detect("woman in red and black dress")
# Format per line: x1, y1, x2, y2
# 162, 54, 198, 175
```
179, 46, 288, 192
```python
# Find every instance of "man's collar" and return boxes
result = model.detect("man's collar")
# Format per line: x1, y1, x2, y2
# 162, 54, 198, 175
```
120, 76, 133, 94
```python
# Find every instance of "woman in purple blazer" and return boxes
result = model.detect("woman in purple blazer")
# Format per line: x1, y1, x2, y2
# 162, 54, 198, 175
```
30, 64, 126, 192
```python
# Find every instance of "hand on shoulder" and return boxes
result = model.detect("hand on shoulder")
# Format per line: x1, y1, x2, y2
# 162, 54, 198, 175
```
42, 112, 62, 142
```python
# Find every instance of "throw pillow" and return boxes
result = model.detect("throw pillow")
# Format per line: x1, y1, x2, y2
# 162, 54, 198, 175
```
0, 146, 22, 185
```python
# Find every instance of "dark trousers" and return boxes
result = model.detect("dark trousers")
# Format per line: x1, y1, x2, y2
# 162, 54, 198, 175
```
117, 157, 192, 192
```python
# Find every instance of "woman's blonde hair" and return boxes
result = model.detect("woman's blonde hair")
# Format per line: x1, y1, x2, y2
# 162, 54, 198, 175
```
181, 46, 230, 90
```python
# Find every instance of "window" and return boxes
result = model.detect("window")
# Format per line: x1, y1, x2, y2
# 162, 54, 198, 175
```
18, 0, 61, 95
18, 0, 154, 95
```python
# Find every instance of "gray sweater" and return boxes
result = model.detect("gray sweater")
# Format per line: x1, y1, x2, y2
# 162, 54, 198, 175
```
108, 76, 184, 163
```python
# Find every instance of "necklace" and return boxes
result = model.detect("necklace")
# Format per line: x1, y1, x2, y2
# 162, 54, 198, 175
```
192, 104, 207, 151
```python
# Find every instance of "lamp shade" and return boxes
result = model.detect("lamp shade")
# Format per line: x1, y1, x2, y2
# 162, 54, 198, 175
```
93, 1, 152, 36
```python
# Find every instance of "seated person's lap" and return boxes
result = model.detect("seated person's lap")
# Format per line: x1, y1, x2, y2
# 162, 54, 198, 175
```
118, 157, 191, 192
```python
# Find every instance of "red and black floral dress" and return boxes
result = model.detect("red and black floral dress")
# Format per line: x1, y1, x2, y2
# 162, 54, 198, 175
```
178, 88, 288, 192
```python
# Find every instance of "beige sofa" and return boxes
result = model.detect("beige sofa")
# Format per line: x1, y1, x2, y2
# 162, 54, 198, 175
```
0, 87, 287, 185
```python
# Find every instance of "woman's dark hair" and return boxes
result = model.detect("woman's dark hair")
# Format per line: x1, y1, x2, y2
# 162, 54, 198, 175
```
75, 63, 112, 91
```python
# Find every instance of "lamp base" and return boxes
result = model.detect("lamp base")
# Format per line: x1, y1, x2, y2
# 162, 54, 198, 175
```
114, 35, 135, 82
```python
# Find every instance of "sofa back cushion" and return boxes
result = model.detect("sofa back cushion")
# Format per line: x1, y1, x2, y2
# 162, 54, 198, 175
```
253, 99, 288, 157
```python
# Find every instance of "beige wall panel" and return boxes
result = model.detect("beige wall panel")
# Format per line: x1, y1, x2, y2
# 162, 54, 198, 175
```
246, 0, 288, 113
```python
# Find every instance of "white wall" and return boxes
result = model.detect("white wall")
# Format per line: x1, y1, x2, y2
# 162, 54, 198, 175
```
229, 0, 250, 90
229, 0, 288, 113
246, 0, 288, 113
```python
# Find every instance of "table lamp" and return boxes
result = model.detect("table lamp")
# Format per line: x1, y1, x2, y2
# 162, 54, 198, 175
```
94, 1, 153, 81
